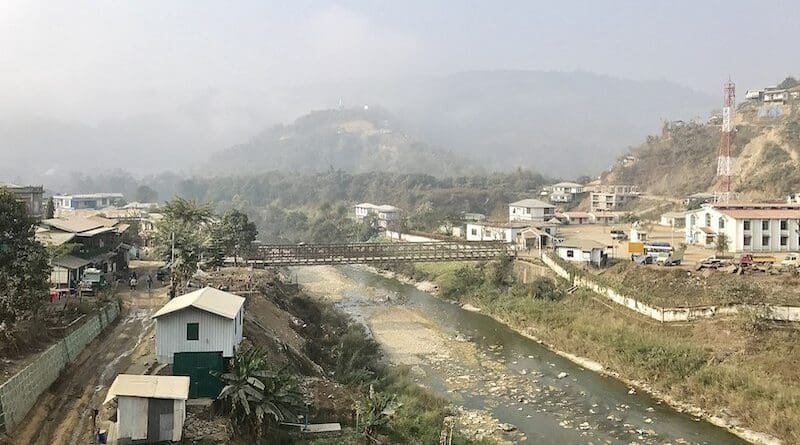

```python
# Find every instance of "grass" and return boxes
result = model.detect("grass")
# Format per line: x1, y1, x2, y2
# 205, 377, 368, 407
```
401, 260, 800, 444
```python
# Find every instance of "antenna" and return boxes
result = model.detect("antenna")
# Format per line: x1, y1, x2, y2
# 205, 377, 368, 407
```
715, 79, 736, 202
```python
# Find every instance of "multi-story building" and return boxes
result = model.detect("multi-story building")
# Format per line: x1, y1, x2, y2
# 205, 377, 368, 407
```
354, 203, 402, 228
508, 199, 555, 222
52, 193, 124, 211
685, 202, 800, 252
548, 182, 585, 203
590, 185, 639, 211
0, 182, 44, 218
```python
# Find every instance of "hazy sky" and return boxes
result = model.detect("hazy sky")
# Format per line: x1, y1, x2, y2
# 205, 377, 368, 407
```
3, 1, 799, 104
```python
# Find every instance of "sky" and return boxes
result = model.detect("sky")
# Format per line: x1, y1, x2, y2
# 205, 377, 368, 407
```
2, 0, 799, 121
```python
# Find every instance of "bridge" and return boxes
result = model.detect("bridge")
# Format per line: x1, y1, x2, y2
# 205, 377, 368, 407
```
239, 241, 512, 267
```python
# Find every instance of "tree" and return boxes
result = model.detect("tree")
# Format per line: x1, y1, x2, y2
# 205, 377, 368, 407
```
358, 384, 402, 441
45, 196, 55, 219
214, 345, 304, 438
0, 189, 50, 329
220, 209, 258, 264
778, 76, 800, 90
154, 198, 214, 293
715, 233, 729, 254
135, 185, 159, 203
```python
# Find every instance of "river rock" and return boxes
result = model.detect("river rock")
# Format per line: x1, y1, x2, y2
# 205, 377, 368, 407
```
557, 372, 568, 379
498, 422, 517, 432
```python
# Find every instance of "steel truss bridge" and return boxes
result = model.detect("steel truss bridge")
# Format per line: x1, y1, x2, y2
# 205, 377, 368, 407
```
238, 241, 512, 267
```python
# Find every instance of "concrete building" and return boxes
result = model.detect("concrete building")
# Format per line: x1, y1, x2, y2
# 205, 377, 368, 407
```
1, 182, 44, 218
556, 239, 609, 266
685, 203, 800, 252
466, 221, 530, 244
589, 211, 622, 225
508, 199, 555, 223
354, 203, 402, 228
153, 287, 245, 364
590, 185, 639, 211
52, 193, 123, 211
559, 211, 592, 225
103, 374, 190, 443
549, 182, 585, 203
659, 211, 686, 228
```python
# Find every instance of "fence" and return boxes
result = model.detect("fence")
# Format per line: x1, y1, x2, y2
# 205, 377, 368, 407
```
0, 301, 120, 433
540, 253, 800, 323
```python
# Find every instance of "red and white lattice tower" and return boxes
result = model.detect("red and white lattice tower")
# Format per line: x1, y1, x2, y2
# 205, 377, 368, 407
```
716, 79, 736, 202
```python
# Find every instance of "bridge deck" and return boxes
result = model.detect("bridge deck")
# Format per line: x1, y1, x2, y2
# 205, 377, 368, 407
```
240, 241, 511, 266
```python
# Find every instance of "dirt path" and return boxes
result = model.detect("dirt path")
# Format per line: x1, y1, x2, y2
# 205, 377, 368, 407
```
8, 264, 166, 445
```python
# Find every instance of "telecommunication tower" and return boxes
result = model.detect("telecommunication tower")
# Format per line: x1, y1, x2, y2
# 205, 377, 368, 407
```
715, 79, 736, 202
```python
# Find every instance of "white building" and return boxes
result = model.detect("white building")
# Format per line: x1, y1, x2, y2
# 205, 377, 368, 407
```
685, 203, 800, 252
556, 239, 609, 266
466, 221, 531, 244
153, 287, 245, 364
508, 199, 555, 222
659, 211, 686, 228
590, 185, 639, 211
52, 193, 124, 211
559, 211, 592, 225
549, 182, 585, 203
354, 203, 402, 228
589, 211, 622, 225
103, 374, 190, 443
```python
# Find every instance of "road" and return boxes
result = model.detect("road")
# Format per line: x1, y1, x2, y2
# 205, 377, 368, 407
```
8, 262, 166, 445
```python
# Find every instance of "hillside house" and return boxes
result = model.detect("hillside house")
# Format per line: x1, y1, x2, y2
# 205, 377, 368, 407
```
103, 374, 190, 443
556, 239, 609, 266
466, 221, 530, 244
763, 88, 789, 103
354, 203, 402, 228
508, 199, 555, 223
38, 215, 130, 285
659, 211, 686, 228
548, 182, 585, 203
589, 211, 622, 225
560, 211, 592, 225
52, 193, 124, 212
1, 182, 44, 218
685, 203, 800, 252
153, 287, 245, 364
590, 185, 638, 211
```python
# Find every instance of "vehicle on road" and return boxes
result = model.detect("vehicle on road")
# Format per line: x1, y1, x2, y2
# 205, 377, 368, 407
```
781, 253, 800, 267
736, 253, 776, 266
611, 229, 627, 240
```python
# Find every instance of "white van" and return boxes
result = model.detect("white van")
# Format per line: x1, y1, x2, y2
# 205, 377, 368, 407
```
782, 253, 800, 267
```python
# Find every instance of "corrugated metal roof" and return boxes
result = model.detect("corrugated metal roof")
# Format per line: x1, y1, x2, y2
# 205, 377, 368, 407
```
42, 217, 104, 233
52, 254, 91, 269
720, 209, 800, 219
509, 199, 555, 208
103, 374, 190, 404
36, 231, 76, 246
152, 286, 245, 319
558, 238, 610, 251
75, 226, 116, 237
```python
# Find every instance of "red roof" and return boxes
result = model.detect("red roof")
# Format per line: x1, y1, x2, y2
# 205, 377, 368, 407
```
719, 209, 800, 219
563, 212, 591, 218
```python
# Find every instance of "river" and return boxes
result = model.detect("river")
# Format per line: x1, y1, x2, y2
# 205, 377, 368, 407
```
292, 265, 750, 445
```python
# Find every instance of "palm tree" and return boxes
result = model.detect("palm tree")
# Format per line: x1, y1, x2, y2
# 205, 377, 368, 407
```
214, 346, 304, 438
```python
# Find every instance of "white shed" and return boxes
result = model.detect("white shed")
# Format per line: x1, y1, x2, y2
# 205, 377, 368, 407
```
556, 239, 609, 266
153, 287, 245, 364
103, 374, 190, 443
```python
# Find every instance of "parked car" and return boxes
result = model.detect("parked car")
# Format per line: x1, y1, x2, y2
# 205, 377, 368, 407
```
610, 230, 627, 240
781, 253, 800, 267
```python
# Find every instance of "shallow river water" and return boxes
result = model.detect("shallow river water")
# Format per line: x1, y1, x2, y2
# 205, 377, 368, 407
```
294, 266, 750, 445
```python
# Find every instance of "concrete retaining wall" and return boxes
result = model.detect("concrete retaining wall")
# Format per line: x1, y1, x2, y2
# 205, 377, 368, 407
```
513, 260, 551, 284
540, 253, 800, 323
0, 301, 120, 433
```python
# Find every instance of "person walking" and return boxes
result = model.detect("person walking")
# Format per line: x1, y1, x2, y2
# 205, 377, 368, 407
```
147, 274, 153, 291
129, 276, 137, 291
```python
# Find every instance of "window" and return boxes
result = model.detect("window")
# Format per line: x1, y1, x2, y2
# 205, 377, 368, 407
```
566, 249, 574, 258
718, 218, 725, 229
705, 213, 711, 226
781, 236, 788, 247
781, 220, 788, 230
471, 228, 477, 236
186, 323, 199, 341
743, 220, 751, 230
762, 220, 769, 230
690, 215, 697, 227
744, 235, 751, 246
762, 235, 770, 247
544, 208, 554, 215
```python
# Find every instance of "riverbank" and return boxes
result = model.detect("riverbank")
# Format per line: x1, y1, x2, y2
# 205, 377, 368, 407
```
393, 262, 791, 445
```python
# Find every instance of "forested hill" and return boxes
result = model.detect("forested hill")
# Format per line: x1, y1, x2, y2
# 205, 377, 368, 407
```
205, 107, 477, 177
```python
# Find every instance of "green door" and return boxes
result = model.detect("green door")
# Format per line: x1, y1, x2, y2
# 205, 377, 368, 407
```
173, 351, 225, 399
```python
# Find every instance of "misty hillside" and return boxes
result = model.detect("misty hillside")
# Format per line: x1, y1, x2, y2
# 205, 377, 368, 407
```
206, 107, 477, 176
283, 71, 717, 176
603, 84, 800, 199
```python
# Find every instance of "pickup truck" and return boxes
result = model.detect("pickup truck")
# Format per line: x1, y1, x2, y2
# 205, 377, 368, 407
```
781, 253, 800, 267
611, 230, 628, 241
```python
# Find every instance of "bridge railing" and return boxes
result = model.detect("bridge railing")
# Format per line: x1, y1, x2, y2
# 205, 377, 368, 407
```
244, 241, 512, 266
